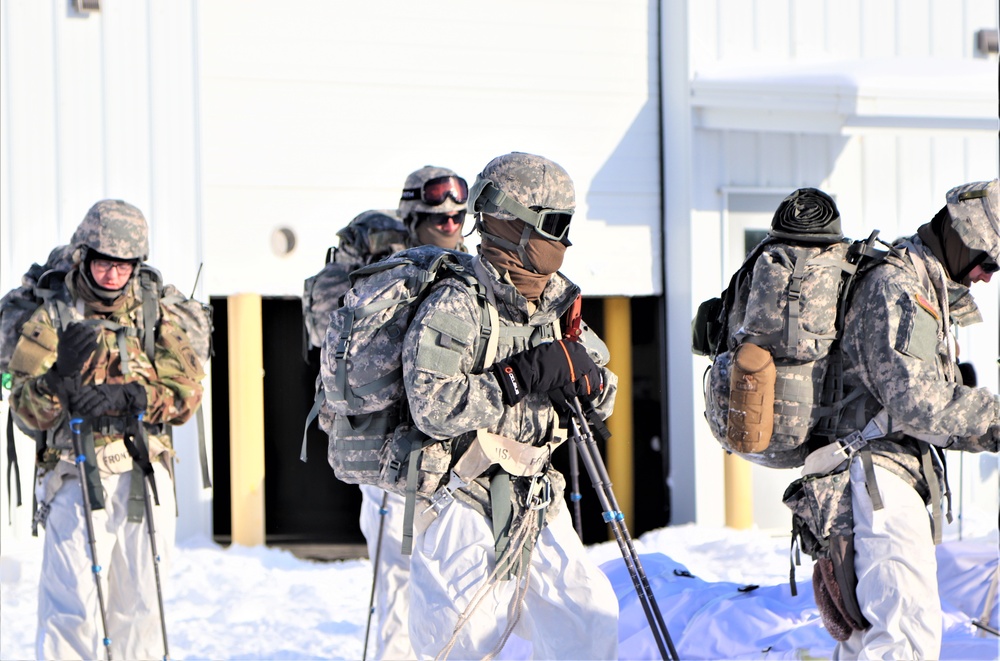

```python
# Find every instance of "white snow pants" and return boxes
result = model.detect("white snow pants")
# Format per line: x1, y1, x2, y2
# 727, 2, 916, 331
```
359, 484, 417, 661
408, 498, 619, 661
833, 460, 941, 660
36, 461, 175, 661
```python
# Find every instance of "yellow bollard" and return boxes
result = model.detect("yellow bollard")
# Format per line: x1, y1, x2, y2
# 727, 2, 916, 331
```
603, 296, 634, 533
227, 294, 266, 546
724, 452, 753, 529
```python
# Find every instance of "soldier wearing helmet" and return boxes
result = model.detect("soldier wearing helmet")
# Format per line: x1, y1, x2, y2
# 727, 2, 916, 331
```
303, 167, 469, 661
8, 199, 205, 660
71, 199, 150, 302
808, 179, 999, 658
399, 152, 619, 659
397, 165, 469, 250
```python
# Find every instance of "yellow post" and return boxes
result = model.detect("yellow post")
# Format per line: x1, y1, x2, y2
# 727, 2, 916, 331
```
724, 453, 753, 529
603, 296, 633, 532
227, 294, 266, 546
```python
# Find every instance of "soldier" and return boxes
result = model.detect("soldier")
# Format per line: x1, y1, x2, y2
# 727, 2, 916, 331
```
304, 166, 469, 660
400, 152, 619, 659
8, 199, 205, 660
826, 179, 1000, 658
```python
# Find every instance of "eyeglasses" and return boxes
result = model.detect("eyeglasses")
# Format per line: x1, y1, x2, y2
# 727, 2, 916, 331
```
400, 175, 469, 206
91, 259, 135, 275
414, 211, 466, 228
468, 178, 574, 243
982, 261, 999, 274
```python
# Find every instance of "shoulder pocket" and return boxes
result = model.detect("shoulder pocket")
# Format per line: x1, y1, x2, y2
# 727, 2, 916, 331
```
8, 320, 57, 374
414, 309, 475, 375
894, 295, 939, 363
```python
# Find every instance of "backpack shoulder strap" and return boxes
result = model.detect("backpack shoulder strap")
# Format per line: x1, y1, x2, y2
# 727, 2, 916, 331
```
138, 266, 161, 363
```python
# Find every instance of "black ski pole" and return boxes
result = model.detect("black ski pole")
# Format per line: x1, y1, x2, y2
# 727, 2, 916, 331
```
362, 490, 389, 661
567, 436, 584, 539
69, 417, 113, 661
567, 397, 679, 661
131, 413, 170, 660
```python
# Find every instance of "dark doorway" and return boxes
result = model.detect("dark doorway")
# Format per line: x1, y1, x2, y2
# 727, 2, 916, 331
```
211, 296, 363, 546
549, 296, 669, 545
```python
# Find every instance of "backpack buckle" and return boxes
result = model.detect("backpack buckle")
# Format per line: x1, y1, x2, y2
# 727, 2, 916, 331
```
423, 469, 467, 515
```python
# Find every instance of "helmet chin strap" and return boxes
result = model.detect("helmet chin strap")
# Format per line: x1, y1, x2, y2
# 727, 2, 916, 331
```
475, 215, 541, 274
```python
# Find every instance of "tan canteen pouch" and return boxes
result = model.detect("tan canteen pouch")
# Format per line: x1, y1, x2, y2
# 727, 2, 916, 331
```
727, 342, 776, 453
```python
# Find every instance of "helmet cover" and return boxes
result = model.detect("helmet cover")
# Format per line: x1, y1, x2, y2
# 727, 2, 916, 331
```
72, 199, 150, 261
945, 179, 999, 264
471, 152, 574, 221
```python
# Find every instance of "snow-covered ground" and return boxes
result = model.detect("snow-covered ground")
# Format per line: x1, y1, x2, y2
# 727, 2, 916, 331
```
2, 520, 997, 660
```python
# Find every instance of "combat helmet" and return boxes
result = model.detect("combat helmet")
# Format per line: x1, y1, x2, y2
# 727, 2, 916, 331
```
72, 199, 150, 262
397, 166, 468, 233
945, 179, 999, 266
469, 152, 575, 241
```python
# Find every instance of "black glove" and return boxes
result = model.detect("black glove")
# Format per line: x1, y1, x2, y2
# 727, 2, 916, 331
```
492, 340, 603, 406
55, 323, 98, 377
68, 382, 148, 419
957, 362, 977, 387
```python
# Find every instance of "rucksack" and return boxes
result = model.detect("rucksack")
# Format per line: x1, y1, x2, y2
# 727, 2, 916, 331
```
1, 252, 215, 520
301, 210, 408, 352
0, 245, 76, 376
301, 245, 496, 487
693, 230, 890, 469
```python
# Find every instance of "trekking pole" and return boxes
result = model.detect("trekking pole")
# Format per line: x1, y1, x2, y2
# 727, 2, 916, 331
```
567, 437, 584, 539
362, 491, 389, 661
131, 413, 170, 660
566, 397, 679, 661
69, 417, 113, 661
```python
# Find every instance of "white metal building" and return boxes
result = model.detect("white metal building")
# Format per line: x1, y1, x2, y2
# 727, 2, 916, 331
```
1, 0, 997, 542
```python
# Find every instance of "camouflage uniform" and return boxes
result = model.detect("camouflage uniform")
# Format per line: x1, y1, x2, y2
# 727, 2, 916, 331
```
400, 153, 620, 660
8, 200, 205, 661
307, 169, 468, 661
821, 180, 999, 658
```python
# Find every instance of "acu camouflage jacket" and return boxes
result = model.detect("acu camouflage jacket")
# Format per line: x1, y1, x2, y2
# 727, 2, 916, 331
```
9, 268, 205, 473
839, 236, 999, 500
402, 254, 617, 519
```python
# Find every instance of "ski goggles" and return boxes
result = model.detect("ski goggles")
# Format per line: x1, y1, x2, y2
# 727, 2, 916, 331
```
469, 179, 574, 243
400, 175, 469, 206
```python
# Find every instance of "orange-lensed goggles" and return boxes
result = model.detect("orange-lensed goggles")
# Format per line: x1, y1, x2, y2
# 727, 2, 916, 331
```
400, 175, 469, 206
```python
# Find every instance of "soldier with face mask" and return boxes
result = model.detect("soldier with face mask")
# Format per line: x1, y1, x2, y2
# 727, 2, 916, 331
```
814, 180, 999, 659
8, 199, 205, 660
400, 152, 619, 659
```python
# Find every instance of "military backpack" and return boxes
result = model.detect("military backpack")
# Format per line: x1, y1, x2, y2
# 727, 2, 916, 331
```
301, 246, 497, 496
301, 210, 408, 353
693, 197, 891, 469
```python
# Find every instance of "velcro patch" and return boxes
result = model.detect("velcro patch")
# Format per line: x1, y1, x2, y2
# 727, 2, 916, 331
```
914, 294, 940, 321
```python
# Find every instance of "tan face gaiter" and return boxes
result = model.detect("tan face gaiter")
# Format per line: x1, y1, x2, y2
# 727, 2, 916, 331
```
480, 215, 566, 301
